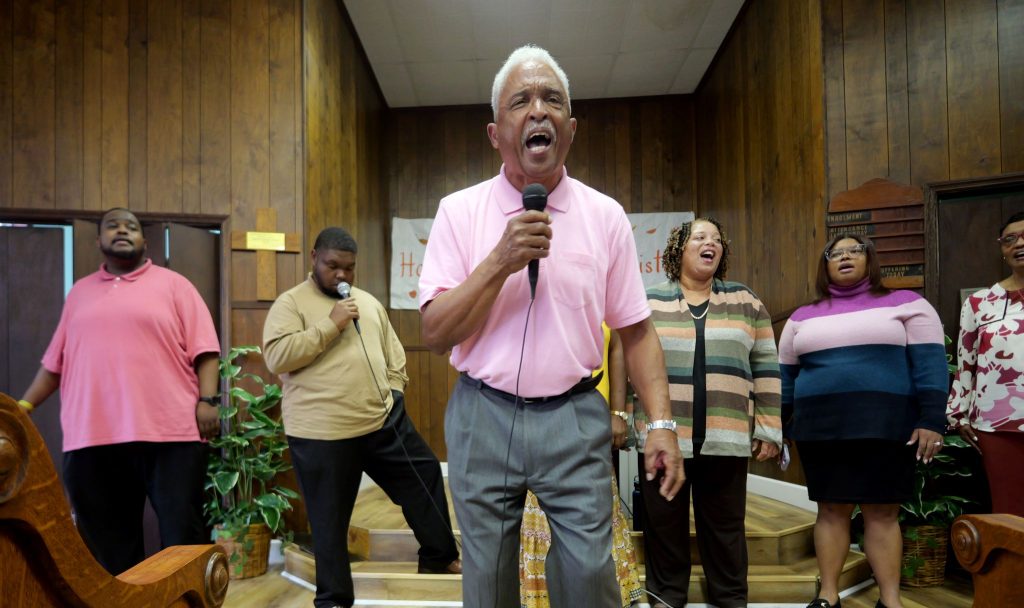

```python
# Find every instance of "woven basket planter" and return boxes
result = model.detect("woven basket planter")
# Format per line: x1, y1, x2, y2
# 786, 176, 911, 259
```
901, 524, 948, 587
215, 523, 272, 579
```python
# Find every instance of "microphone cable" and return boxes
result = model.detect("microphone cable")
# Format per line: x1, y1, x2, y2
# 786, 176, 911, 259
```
492, 293, 535, 608
347, 305, 462, 557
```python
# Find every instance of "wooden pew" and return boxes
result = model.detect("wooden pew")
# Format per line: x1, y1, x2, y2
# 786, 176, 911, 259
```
0, 392, 229, 607
952, 513, 1024, 607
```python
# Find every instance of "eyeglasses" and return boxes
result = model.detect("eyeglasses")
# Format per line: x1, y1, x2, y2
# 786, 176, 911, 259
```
997, 232, 1024, 246
824, 244, 867, 261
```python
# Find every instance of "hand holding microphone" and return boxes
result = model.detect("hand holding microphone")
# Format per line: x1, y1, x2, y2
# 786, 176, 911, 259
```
491, 184, 551, 299
332, 281, 361, 334
522, 184, 548, 299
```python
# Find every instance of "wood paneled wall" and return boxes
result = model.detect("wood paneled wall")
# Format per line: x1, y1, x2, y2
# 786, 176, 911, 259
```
824, 0, 1024, 199
385, 97, 696, 458
385, 106, 489, 459
693, 1, 827, 484
303, 0, 387, 299
0, 0, 386, 536
695, 0, 827, 324
7, 0, 1018, 482
0, 0, 306, 351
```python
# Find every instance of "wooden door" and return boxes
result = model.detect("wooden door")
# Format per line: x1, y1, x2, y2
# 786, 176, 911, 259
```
165, 223, 221, 335
143, 224, 168, 267
937, 191, 1024, 337
0, 225, 67, 482
72, 219, 104, 281
138, 222, 220, 334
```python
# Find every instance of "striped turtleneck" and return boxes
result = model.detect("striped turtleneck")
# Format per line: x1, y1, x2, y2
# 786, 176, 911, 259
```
778, 282, 948, 441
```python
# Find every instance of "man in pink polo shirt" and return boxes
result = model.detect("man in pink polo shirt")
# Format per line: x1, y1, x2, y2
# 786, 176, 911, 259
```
419, 46, 684, 608
19, 208, 220, 575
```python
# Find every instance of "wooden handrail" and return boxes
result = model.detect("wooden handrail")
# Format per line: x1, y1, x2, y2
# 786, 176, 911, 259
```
0, 393, 230, 607
952, 514, 1024, 607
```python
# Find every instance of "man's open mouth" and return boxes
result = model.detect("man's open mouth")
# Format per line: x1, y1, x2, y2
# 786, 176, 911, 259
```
525, 131, 551, 151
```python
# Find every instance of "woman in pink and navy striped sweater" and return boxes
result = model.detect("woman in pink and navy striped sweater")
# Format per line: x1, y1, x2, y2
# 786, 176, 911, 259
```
778, 234, 948, 608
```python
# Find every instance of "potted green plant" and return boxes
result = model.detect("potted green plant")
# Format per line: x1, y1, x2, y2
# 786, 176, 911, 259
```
204, 345, 297, 579
898, 433, 975, 586
898, 337, 975, 586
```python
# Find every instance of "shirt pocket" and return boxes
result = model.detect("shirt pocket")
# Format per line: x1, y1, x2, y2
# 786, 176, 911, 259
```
551, 251, 598, 310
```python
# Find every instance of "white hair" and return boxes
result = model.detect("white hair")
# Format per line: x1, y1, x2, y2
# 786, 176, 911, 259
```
490, 45, 571, 120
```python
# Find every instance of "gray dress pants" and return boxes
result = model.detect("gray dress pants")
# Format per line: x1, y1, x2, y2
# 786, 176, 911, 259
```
445, 374, 621, 608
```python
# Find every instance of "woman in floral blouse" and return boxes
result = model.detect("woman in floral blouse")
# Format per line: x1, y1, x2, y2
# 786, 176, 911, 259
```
947, 211, 1024, 517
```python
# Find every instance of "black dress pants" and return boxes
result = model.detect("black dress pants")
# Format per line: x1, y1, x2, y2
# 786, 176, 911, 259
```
639, 452, 749, 608
63, 441, 209, 575
288, 393, 458, 608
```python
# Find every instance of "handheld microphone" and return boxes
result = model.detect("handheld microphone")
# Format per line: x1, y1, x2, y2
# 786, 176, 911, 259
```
522, 183, 548, 299
336, 281, 361, 334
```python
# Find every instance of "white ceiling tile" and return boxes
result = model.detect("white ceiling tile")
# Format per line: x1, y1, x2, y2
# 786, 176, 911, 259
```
384, 91, 420, 108
669, 46, 716, 94
373, 62, 419, 107
511, 0, 554, 13
408, 60, 480, 106
343, 0, 740, 107
343, 0, 389, 25
471, 7, 512, 60
507, 10, 553, 50
386, 0, 433, 27
392, 4, 477, 61
551, 0, 595, 9
607, 49, 688, 98
466, 0, 506, 8
477, 59, 505, 106
571, 0, 636, 10
619, 0, 712, 53
545, 9, 589, 57
557, 54, 615, 100
693, 0, 744, 47
344, 1, 404, 64
443, 0, 475, 14
585, 4, 630, 51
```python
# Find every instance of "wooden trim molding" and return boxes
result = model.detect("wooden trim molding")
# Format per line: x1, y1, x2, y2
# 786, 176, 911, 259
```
231, 301, 274, 310
2, 207, 234, 351
0, 207, 229, 226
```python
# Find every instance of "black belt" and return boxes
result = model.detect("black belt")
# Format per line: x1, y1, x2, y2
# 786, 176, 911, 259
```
463, 371, 603, 405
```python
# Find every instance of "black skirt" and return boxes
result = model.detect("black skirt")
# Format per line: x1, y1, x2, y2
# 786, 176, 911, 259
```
797, 439, 917, 504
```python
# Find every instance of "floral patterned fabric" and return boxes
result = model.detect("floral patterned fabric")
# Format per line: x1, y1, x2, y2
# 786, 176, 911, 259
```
947, 283, 1024, 432
519, 480, 642, 608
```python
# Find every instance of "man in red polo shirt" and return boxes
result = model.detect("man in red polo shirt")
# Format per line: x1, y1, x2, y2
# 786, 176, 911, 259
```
19, 207, 220, 575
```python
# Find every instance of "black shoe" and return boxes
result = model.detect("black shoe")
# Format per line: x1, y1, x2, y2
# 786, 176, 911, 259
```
416, 558, 462, 574
807, 599, 841, 608
875, 601, 887, 608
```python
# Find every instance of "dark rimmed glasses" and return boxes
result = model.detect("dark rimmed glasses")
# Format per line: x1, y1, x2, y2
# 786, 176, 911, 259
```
824, 244, 867, 261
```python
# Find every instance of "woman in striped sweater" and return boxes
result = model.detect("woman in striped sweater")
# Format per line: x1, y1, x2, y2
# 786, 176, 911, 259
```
635, 217, 782, 608
778, 234, 948, 608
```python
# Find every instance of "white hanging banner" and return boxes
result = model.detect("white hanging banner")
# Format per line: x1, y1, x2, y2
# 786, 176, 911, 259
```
390, 218, 434, 310
626, 211, 695, 288
389, 211, 695, 310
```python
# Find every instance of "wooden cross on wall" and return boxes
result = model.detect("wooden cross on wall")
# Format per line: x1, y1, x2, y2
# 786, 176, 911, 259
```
231, 208, 301, 301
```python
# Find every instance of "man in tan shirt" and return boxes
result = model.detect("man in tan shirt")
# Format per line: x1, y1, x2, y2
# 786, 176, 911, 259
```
263, 227, 460, 608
